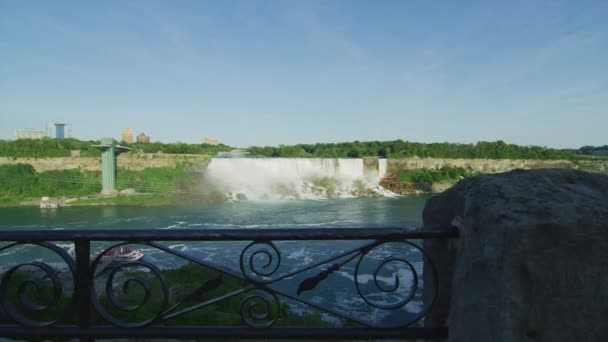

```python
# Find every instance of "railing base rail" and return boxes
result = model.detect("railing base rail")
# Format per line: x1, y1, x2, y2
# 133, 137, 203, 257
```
0, 326, 449, 340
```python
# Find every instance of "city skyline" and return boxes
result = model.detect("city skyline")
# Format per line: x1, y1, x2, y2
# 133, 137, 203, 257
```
1, 1, 607, 148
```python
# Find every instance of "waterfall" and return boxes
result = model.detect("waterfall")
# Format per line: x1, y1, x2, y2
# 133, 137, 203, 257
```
204, 158, 394, 200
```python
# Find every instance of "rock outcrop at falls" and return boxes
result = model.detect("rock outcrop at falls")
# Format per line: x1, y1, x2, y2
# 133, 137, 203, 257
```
422, 168, 608, 342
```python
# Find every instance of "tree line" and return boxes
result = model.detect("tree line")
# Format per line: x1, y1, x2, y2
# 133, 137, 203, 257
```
2, 138, 602, 159
0, 138, 232, 158
576, 145, 608, 156
0, 138, 101, 158
126, 141, 232, 155
247, 140, 582, 159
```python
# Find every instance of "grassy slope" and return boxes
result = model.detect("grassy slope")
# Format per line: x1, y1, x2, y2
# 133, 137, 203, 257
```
0, 164, 202, 207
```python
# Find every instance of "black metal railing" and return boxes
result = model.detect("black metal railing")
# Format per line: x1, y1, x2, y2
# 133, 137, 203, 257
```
0, 226, 458, 340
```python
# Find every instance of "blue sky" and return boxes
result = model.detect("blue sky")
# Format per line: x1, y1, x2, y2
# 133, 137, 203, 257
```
1, 0, 607, 148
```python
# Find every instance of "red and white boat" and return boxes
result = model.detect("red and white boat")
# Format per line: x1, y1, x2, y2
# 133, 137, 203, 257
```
62, 245, 144, 270
95, 247, 144, 269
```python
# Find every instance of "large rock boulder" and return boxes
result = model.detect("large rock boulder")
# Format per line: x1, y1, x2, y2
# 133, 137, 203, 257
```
423, 168, 608, 342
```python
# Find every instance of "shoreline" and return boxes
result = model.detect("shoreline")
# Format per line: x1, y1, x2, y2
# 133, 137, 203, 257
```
0, 193, 177, 208
0, 191, 436, 208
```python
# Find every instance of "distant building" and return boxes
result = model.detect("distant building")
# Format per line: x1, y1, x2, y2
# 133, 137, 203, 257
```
122, 127, 133, 143
40, 197, 61, 209
46, 122, 54, 137
136, 132, 150, 143
46, 122, 71, 139
55, 123, 66, 139
14, 128, 45, 139
204, 138, 220, 145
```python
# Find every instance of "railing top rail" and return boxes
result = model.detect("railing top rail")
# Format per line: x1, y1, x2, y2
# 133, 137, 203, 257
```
0, 225, 458, 241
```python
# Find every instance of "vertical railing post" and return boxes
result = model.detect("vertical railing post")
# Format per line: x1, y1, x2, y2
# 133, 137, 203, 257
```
75, 239, 93, 342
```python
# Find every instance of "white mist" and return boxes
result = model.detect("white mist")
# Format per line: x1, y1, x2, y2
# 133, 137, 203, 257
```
204, 158, 393, 200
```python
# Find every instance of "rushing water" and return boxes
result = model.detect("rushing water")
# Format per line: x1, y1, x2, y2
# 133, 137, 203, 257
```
205, 157, 392, 200
0, 196, 433, 328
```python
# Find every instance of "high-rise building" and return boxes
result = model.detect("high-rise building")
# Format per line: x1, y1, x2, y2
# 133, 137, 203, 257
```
14, 129, 45, 139
137, 133, 150, 143
46, 122, 54, 138
121, 127, 133, 143
203, 138, 220, 145
55, 123, 66, 139
46, 122, 71, 139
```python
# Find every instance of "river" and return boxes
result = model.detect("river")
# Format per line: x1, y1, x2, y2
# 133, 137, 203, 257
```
0, 196, 428, 230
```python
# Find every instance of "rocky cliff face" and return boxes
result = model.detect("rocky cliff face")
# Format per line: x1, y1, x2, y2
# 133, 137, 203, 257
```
423, 169, 608, 342
388, 157, 608, 174
116, 153, 210, 170
0, 153, 211, 172
0, 156, 101, 171
385, 157, 608, 194
2, 154, 607, 177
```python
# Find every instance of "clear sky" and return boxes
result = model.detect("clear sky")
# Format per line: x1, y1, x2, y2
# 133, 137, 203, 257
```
1, 1, 607, 148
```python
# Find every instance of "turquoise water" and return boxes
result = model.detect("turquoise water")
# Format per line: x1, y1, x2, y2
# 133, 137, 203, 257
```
0, 196, 429, 230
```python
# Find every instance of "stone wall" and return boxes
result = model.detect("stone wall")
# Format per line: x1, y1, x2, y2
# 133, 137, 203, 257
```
0, 156, 101, 171
2, 154, 607, 176
422, 169, 608, 342
388, 157, 608, 175
0, 153, 211, 172
116, 153, 211, 171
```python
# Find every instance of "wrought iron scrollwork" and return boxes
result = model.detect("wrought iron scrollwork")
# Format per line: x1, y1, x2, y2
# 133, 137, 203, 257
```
0, 242, 75, 327
0, 229, 447, 333
355, 243, 418, 310
90, 243, 169, 328
239, 241, 282, 283
0, 227, 456, 340
240, 289, 280, 328
297, 263, 341, 296
354, 241, 438, 327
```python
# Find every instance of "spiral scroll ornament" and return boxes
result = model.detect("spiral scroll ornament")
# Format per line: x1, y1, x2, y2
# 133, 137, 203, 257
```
239, 241, 281, 283
90, 244, 169, 328
240, 289, 280, 328
354, 241, 438, 327
0, 243, 75, 327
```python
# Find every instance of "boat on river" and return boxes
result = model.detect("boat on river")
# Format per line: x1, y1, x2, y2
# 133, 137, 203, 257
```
95, 247, 144, 269
62, 246, 144, 272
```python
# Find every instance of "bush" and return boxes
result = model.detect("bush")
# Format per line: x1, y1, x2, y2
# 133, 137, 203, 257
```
392, 166, 470, 183
0, 164, 101, 197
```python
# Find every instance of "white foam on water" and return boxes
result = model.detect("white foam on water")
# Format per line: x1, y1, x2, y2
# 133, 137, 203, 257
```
161, 221, 187, 230
167, 244, 189, 252
177, 221, 355, 229
286, 247, 314, 265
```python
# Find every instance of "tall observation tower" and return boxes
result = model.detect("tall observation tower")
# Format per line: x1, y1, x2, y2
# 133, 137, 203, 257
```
93, 138, 131, 195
